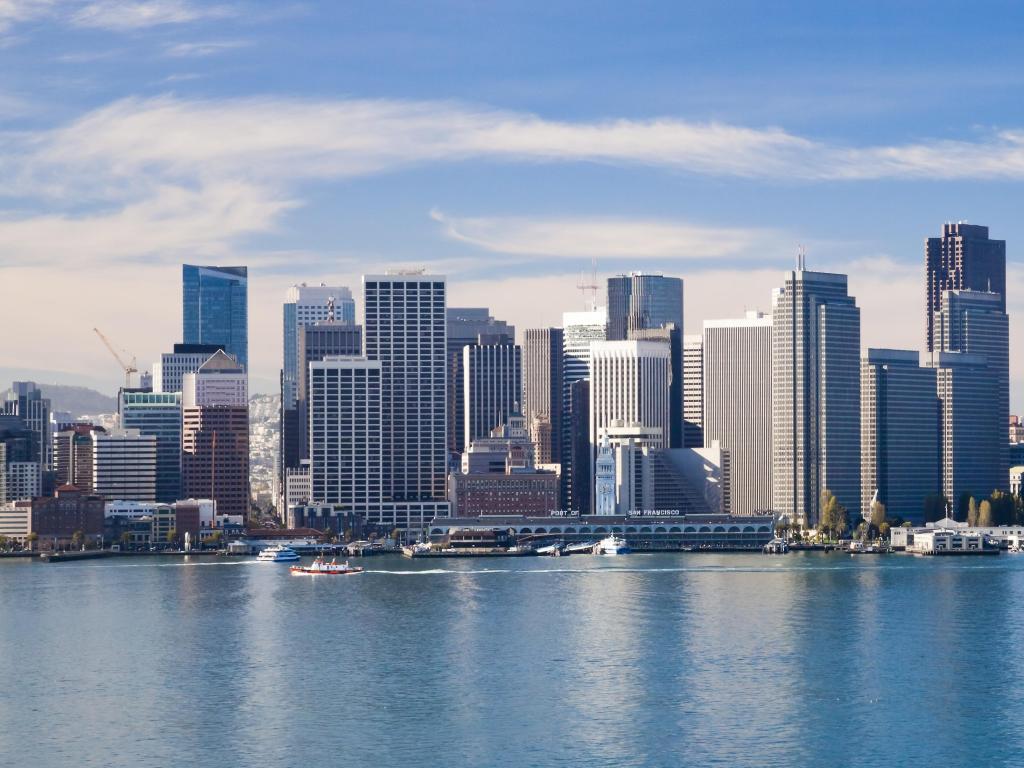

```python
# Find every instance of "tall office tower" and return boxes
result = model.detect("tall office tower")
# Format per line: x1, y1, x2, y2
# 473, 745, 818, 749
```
92, 429, 157, 501
589, 340, 671, 514
682, 336, 704, 448
565, 379, 591, 514
182, 351, 250, 519
283, 284, 356, 408
606, 273, 684, 341
0, 415, 40, 503
523, 328, 564, 464
462, 341, 522, 452
629, 323, 682, 448
182, 264, 249, 369
561, 308, 607, 509
932, 352, 1003, 514
925, 223, 1005, 351
446, 308, 515, 456
2, 382, 51, 469
363, 273, 450, 528
861, 349, 940, 525
772, 267, 861, 528
53, 424, 106, 490
153, 344, 226, 394
120, 391, 182, 503
308, 357, 383, 510
933, 289, 1010, 488
702, 311, 773, 515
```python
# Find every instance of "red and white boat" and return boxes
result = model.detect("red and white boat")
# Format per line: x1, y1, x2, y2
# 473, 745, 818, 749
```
289, 557, 364, 575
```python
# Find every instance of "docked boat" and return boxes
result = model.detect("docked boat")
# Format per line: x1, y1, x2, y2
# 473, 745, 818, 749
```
290, 557, 364, 575
256, 545, 301, 563
763, 538, 789, 554
563, 541, 599, 555
535, 541, 564, 556
595, 535, 630, 555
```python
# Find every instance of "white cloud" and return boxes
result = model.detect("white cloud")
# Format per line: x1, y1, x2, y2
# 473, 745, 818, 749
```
163, 38, 249, 57
71, 0, 233, 31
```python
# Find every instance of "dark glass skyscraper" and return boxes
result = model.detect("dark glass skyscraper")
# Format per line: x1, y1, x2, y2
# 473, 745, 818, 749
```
182, 265, 249, 369
606, 273, 684, 341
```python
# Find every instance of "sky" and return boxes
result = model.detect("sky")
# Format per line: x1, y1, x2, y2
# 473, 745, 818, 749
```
3, 0, 1024, 402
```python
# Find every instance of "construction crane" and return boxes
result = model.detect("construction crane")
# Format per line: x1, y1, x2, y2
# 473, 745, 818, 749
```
93, 327, 138, 388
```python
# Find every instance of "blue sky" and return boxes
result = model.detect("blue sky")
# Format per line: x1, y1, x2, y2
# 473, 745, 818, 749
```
2, 0, 1024, 399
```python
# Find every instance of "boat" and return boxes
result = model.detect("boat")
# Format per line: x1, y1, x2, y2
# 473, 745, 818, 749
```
563, 541, 599, 555
290, 557, 364, 575
763, 538, 789, 554
595, 535, 630, 555
535, 541, 564, 556
256, 545, 301, 563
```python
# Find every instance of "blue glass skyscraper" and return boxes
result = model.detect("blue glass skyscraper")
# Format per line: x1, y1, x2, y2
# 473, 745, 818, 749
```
182, 265, 248, 369
606, 273, 684, 341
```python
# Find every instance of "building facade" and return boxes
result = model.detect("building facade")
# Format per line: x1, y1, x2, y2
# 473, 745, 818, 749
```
463, 341, 522, 452
92, 430, 158, 502
606, 273, 684, 342
182, 264, 249, 369
682, 335, 703, 448
702, 312, 773, 515
120, 391, 182, 504
562, 308, 607, 510
2, 382, 51, 469
153, 343, 225, 395
522, 327, 564, 464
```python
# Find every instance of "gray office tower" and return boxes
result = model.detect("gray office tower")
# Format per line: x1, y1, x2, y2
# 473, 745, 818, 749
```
932, 352, 1003, 515
282, 284, 355, 409
933, 289, 1010, 497
630, 323, 683, 449
702, 312, 773, 515
120, 391, 183, 503
182, 265, 248, 369
861, 350, 939, 525
606, 273, 684, 341
561, 308, 607, 511
772, 267, 861, 528
926, 223, 1005, 352
2, 382, 51, 469
682, 335, 703, 448
446, 308, 514, 455
363, 273, 450, 528
522, 328, 564, 464
295, 322, 363, 460
463, 342, 522, 451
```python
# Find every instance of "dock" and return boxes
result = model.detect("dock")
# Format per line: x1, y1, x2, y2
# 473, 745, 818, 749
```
40, 550, 116, 563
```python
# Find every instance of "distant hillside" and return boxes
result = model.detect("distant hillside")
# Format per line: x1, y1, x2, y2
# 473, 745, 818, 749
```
2, 383, 117, 418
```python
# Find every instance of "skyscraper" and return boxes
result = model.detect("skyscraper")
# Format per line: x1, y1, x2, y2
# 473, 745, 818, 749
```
92, 429, 158, 502
860, 349, 939, 525
933, 289, 1009, 488
282, 283, 355, 409
561, 308, 607, 509
463, 341, 522, 452
363, 273, 450, 528
182, 265, 249, 369
925, 223, 1005, 351
153, 344, 225, 395
308, 357, 382, 510
522, 328, 564, 464
682, 335, 704, 448
629, 323, 683, 449
53, 424, 104, 491
120, 391, 182, 503
772, 267, 861, 527
2, 382, 51, 469
702, 311, 773, 515
606, 273, 684, 341
445, 308, 515, 456
0, 415, 40, 503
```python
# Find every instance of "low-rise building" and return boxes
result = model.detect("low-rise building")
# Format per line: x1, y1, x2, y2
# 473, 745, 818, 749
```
891, 517, 1023, 551
31, 485, 104, 549
0, 501, 32, 544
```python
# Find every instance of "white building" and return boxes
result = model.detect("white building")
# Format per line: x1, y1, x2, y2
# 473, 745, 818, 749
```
594, 435, 616, 515
153, 344, 228, 395
1, 461, 41, 503
282, 283, 356, 408
561, 306, 607, 513
589, 339, 671, 455
0, 501, 31, 543
285, 459, 312, 512
682, 334, 703, 448
702, 311, 772, 515
92, 429, 158, 502
183, 350, 248, 408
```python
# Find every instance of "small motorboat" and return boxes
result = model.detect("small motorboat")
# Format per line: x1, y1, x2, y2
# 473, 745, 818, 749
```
290, 557, 364, 575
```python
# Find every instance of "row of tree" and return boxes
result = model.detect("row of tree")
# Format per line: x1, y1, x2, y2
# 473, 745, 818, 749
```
924, 489, 1020, 526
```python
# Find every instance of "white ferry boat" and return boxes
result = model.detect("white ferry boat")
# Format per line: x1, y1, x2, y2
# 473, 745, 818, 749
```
596, 535, 630, 555
256, 545, 301, 563
290, 557, 364, 575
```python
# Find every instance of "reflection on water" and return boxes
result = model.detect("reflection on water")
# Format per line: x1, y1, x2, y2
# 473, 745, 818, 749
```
2, 553, 1024, 767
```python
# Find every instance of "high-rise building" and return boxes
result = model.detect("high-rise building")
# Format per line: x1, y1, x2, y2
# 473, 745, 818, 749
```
182, 265, 248, 369
933, 289, 1009, 488
463, 341, 522, 452
120, 391, 182, 504
181, 351, 249, 519
561, 308, 607, 510
308, 357, 383, 511
363, 273, 450, 527
606, 273, 684, 341
282, 283, 356, 409
1, 415, 39, 503
682, 335, 704, 448
2, 382, 51, 469
702, 311, 773, 515
445, 308, 515, 456
629, 323, 683, 448
926, 223, 1005, 352
522, 328, 564, 464
92, 429, 158, 502
932, 351, 1003, 515
588, 340, 672, 514
861, 349, 939, 525
153, 344, 225, 395
53, 424, 105, 491
772, 267, 861, 527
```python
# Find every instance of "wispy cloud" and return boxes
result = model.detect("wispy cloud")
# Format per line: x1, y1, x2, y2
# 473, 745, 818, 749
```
430, 209, 772, 260
70, 0, 233, 31
163, 38, 249, 57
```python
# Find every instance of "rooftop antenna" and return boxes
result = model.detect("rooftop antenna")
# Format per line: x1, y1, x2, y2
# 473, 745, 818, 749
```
326, 296, 336, 322
796, 244, 807, 271
576, 255, 599, 310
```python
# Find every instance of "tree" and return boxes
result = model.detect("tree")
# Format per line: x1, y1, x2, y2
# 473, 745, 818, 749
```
120, 531, 132, 550
990, 490, 1014, 526
870, 501, 887, 539
879, 521, 891, 540
166, 528, 177, 545
71, 530, 84, 549
25, 532, 38, 552
834, 503, 849, 540
978, 500, 994, 528
0, 535, 8, 551
819, 490, 838, 541
923, 493, 947, 524
967, 497, 979, 527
